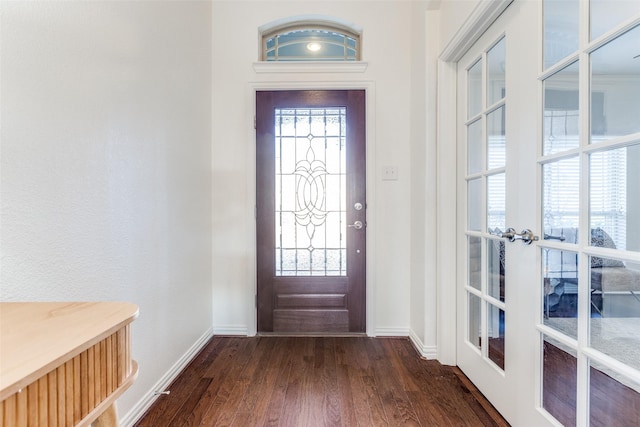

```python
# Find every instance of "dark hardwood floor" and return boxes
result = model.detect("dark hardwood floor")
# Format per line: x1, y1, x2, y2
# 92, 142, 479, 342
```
135, 336, 508, 427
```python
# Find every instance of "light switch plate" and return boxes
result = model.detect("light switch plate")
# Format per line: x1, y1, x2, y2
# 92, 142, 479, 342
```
382, 165, 398, 181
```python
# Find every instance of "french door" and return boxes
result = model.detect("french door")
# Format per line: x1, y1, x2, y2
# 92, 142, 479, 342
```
456, 1, 544, 424
256, 90, 366, 333
457, 1, 640, 426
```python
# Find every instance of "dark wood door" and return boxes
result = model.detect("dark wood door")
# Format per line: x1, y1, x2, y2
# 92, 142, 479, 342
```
256, 90, 366, 333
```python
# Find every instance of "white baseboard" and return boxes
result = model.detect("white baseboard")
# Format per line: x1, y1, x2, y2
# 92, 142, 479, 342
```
212, 325, 250, 335
375, 327, 410, 337
120, 328, 215, 427
409, 330, 438, 359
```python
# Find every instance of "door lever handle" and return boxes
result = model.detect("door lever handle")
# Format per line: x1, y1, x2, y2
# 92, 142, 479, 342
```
347, 220, 364, 230
501, 228, 539, 245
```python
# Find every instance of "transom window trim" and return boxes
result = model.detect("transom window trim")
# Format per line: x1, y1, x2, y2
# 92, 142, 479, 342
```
259, 17, 362, 62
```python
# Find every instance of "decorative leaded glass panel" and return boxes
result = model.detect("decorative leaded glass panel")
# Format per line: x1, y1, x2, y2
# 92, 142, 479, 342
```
275, 107, 347, 276
264, 28, 359, 61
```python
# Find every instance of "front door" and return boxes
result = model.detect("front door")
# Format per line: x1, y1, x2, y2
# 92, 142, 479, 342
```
256, 90, 366, 333
457, 1, 640, 425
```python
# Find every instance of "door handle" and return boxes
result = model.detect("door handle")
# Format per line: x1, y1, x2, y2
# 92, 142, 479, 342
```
348, 220, 364, 230
501, 228, 539, 245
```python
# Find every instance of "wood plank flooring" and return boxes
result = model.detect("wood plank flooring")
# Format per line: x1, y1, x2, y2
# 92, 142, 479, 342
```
134, 336, 509, 427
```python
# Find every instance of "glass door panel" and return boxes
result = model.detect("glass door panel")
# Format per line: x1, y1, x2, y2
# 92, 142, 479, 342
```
487, 305, 505, 369
543, 336, 578, 427
542, 248, 579, 338
468, 236, 482, 291
590, 24, 640, 142
468, 179, 482, 231
543, 157, 580, 232
543, 62, 580, 155
468, 59, 483, 117
468, 119, 483, 174
589, 145, 637, 250
487, 106, 506, 169
590, 0, 640, 40
275, 107, 347, 276
543, 0, 579, 69
589, 359, 640, 425
487, 173, 505, 231
468, 292, 482, 351
487, 38, 506, 107
487, 238, 504, 302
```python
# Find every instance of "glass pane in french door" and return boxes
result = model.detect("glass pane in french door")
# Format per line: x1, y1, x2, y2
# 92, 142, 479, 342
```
543, 0, 579, 69
543, 335, 577, 427
590, 0, 640, 40
590, 24, 640, 142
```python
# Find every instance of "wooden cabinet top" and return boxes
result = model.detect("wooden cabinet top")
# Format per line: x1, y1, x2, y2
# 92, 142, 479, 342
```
0, 302, 138, 400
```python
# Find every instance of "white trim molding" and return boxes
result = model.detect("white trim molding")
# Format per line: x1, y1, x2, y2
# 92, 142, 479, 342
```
440, 0, 513, 62
213, 325, 251, 336
258, 14, 363, 37
375, 327, 410, 337
253, 61, 368, 74
120, 328, 214, 427
409, 330, 438, 359
436, 59, 458, 366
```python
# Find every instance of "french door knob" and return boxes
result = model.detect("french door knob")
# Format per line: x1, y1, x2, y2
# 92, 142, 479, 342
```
501, 228, 539, 245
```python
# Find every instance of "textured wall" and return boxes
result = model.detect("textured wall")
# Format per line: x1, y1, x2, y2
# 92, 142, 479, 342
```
0, 0, 213, 418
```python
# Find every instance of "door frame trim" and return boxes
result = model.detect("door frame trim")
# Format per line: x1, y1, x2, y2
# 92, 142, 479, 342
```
248, 81, 377, 337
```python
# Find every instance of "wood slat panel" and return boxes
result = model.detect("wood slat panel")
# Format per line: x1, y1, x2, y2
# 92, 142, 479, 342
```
26, 380, 38, 426
16, 387, 27, 427
47, 368, 57, 426
88, 347, 95, 413
0, 329, 132, 427
117, 328, 125, 384
105, 335, 113, 398
72, 355, 80, 423
93, 341, 101, 414
64, 360, 72, 426
3, 394, 16, 427
80, 350, 88, 418
99, 340, 106, 404
55, 365, 65, 427
37, 377, 47, 425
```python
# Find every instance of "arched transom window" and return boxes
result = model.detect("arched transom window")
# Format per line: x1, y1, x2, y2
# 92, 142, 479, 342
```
260, 18, 361, 61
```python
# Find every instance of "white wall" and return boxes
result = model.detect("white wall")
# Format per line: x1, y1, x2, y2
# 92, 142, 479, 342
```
211, 0, 417, 336
409, 2, 441, 357
0, 0, 213, 420
438, 0, 480, 51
